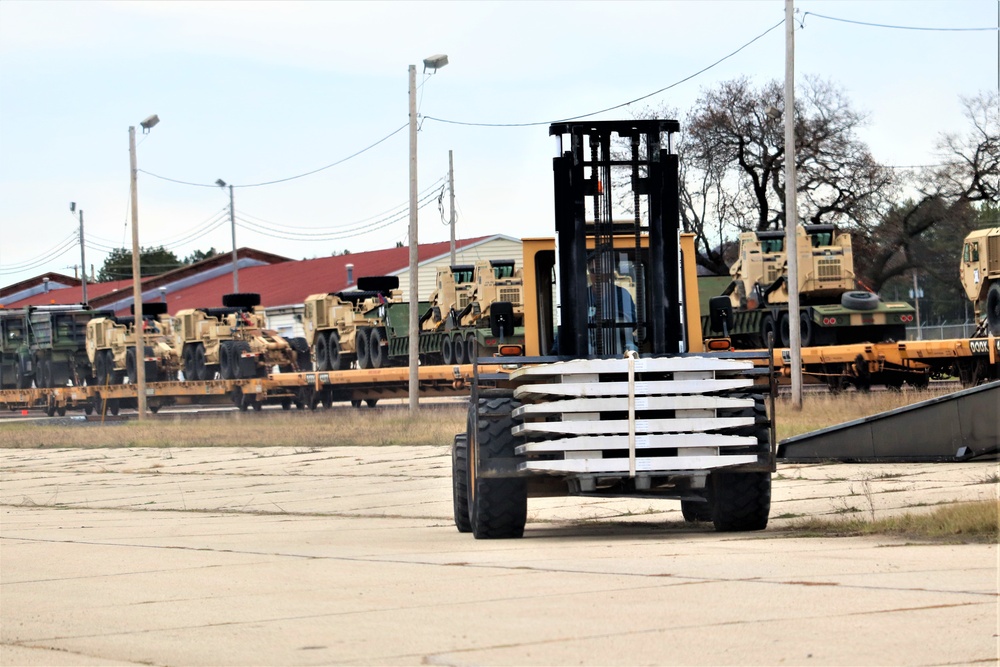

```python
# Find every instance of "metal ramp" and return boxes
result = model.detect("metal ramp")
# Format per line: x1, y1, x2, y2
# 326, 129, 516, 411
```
777, 381, 999, 462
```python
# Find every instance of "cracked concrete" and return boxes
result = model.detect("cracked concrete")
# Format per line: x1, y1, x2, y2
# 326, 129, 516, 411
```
1, 446, 997, 666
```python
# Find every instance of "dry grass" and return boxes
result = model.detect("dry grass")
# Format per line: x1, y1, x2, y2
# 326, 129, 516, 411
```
0, 404, 468, 449
775, 387, 953, 441
781, 499, 999, 544
0, 387, 957, 449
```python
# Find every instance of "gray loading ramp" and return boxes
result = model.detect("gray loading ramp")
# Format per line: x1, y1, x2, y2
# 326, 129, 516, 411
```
777, 381, 999, 463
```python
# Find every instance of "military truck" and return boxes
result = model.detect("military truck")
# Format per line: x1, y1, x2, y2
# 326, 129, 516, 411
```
960, 227, 1000, 336
86, 302, 181, 385
303, 276, 403, 371
704, 225, 915, 348
0, 305, 113, 388
423, 260, 526, 365
453, 119, 776, 539
173, 293, 299, 381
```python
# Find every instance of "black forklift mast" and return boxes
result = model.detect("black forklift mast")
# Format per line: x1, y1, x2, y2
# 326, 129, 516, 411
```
549, 120, 682, 358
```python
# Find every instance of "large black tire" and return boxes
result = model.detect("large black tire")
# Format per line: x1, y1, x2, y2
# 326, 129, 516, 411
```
286, 336, 311, 371
469, 396, 527, 539
841, 290, 879, 311
182, 345, 196, 381
126, 349, 137, 384
760, 314, 777, 349
369, 328, 387, 369
441, 336, 454, 365
779, 312, 791, 348
105, 350, 120, 385
328, 331, 343, 371
220, 341, 234, 379
681, 495, 714, 522
355, 328, 370, 369
799, 312, 814, 348
454, 334, 467, 365
452, 433, 472, 533
222, 292, 261, 309
194, 344, 208, 381
986, 282, 1000, 337
94, 354, 107, 387
711, 472, 771, 532
466, 334, 479, 363
232, 340, 255, 379
315, 334, 330, 371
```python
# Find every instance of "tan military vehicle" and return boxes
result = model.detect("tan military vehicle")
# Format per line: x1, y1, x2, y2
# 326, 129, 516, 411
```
422, 265, 476, 332
303, 277, 401, 371
960, 227, 1000, 335
718, 224, 914, 347
173, 293, 299, 381
86, 302, 180, 385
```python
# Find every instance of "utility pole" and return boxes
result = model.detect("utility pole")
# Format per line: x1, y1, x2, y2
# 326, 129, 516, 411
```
70, 203, 87, 305
229, 184, 238, 292
449, 150, 456, 266
217, 179, 238, 292
129, 125, 148, 420
784, 0, 803, 410
408, 63, 420, 414
913, 271, 923, 340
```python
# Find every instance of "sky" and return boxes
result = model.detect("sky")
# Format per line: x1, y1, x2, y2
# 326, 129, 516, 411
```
1, 0, 997, 288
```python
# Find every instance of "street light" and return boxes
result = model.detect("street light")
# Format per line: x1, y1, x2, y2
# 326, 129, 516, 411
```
216, 179, 238, 291
129, 114, 159, 420
69, 202, 86, 305
408, 54, 448, 414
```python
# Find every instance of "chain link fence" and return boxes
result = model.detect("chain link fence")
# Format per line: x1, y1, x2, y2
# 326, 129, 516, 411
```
906, 321, 980, 341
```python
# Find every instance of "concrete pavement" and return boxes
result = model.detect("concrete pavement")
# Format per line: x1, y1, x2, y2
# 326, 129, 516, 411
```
2, 446, 997, 666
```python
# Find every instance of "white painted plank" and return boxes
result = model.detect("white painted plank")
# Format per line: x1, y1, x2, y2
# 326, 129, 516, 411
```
513, 395, 753, 417
508, 356, 753, 380
520, 454, 759, 474
515, 433, 756, 454
513, 416, 754, 436
512, 378, 754, 399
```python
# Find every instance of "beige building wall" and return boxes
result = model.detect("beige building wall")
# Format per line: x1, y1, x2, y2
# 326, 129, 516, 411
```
393, 235, 524, 302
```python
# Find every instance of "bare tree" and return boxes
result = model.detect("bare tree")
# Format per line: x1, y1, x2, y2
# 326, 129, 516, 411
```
855, 91, 999, 292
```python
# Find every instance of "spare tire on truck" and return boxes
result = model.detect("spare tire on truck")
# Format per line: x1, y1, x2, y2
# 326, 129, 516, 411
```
841, 291, 879, 311
222, 293, 262, 309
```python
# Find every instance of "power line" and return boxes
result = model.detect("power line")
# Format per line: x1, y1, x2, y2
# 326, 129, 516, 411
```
423, 18, 786, 128
234, 176, 448, 232
138, 123, 408, 189
802, 11, 999, 32
0, 236, 79, 275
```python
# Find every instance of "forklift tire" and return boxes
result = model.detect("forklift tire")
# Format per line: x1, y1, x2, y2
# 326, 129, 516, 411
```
469, 396, 526, 539
452, 433, 472, 533
681, 496, 713, 522
711, 471, 770, 532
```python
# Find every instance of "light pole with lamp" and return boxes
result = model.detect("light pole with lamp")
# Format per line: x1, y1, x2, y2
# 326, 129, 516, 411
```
408, 54, 448, 414
69, 202, 87, 305
129, 113, 159, 421
216, 179, 238, 291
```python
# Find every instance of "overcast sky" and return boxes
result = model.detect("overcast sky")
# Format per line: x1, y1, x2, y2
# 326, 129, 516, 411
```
1, 0, 997, 287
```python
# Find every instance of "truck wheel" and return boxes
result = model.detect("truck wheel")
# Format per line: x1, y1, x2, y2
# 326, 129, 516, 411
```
365, 398, 378, 408
220, 341, 234, 379
841, 291, 879, 311
232, 340, 254, 379
760, 314, 777, 348
369, 328, 387, 368
94, 354, 107, 387
469, 396, 527, 539
441, 336, 454, 365
182, 345, 196, 381
355, 328, 370, 369
194, 344, 208, 381
799, 312, 814, 348
779, 312, 791, 348
104, 350, 119, 385
126, 349, 137, 384
711, 471, 770, 532
452, 433, 472, 533
454, 335, 467, 365
328, 331, 343, 371
315, 334, 330, 371
987, 283, 1000, 337
466, 334, 478, 363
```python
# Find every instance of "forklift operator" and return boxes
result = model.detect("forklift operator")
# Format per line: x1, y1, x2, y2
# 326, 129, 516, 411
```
587, 252, 638, 355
